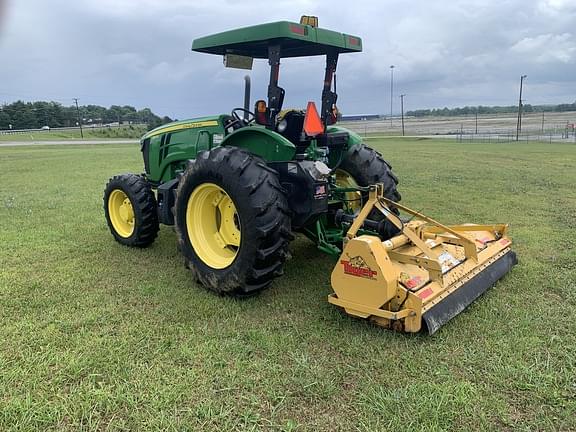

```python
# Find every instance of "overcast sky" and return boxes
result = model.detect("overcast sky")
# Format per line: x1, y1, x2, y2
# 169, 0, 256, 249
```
0, 0, 574, 118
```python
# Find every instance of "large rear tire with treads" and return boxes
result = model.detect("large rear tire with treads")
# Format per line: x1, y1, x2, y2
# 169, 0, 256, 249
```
174, 146, 292, 296
339, 143, 401, 238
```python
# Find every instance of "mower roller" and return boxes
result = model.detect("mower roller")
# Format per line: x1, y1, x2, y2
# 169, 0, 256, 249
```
103, 16, 516, 334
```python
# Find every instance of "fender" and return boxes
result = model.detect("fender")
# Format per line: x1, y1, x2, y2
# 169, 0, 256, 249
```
222, 126, 296, 161
326, 125, 363, 149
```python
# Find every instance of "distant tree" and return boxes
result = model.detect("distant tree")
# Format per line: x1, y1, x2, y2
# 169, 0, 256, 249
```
406, 102, 576, 117
0, 110, 10, 129
0, 100, 170, 130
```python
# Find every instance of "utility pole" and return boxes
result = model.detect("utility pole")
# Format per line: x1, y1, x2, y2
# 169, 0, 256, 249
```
400, 94, 406, 136
515, 75, 527, 141
389, 65, 395, 127
475, 109, 478, 134
73, 98, 84, 138
541, 111, 545, 134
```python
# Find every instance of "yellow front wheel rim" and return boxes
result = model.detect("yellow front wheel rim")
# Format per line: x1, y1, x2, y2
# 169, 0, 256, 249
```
335, 169, 362, 213
186, 183, 241, 269
108, 189, 135, 238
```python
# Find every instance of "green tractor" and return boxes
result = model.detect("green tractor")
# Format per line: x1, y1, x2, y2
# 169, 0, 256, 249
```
104, 17, 401, 295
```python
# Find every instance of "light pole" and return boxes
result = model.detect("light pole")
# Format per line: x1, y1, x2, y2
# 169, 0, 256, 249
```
475, 108, 478, 134
389, 65, 395, 127
516, 75, 527, 141
73, 98, 84, 138
400, 94, 406, 136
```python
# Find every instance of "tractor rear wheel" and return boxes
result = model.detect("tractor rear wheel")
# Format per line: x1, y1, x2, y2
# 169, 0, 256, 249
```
174, 146, 292, 296
103, 174, 159, 247
339, 143, 401, 238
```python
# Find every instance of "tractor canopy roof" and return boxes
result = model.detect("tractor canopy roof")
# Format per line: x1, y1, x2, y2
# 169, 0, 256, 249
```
192, 20, 362, 58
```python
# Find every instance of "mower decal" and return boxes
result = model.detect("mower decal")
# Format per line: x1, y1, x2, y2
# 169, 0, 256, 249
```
500, 238, 511, 246
439, 251, 462, 274
340, 255, 377, 280
399, 272, 424, 290
475, 236, 492, 246
418, 287, 433, 299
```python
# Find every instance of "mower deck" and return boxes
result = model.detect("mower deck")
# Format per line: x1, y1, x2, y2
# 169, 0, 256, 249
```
329, 185, 517, 334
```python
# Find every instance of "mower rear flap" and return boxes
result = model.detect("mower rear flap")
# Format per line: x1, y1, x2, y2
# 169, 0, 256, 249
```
422, 250, 518, 335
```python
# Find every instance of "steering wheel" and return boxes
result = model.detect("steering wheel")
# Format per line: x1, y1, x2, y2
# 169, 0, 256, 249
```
230, 108, 256, 127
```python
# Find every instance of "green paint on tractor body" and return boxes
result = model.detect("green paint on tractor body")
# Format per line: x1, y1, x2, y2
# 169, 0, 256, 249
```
142, 117, 301, 183
142, 20, 364, 185
135, 18, 399, 258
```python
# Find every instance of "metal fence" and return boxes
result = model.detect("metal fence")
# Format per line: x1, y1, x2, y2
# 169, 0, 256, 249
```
456, 132, 576, 144
0, 123, 147, 136
338, 117, 576, 144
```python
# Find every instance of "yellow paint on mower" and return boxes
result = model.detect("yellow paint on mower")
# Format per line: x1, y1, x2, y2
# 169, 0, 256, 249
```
329, 184, 517, 334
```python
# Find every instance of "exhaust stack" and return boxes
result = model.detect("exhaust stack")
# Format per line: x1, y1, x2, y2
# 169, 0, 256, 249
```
243, 75, 251, 121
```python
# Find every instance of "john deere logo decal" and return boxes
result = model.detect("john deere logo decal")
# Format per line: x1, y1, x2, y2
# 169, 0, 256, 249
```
340, 255, 377, 279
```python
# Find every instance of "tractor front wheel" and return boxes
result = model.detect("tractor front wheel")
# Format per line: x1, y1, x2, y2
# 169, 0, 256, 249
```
174, 146, 292, 296
103, 174, 159, 247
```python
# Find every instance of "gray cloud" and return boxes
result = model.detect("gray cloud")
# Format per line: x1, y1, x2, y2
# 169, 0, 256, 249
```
0, 0, 574, 118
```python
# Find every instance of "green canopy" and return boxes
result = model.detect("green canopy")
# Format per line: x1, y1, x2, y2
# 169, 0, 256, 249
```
192, 21, 362, 58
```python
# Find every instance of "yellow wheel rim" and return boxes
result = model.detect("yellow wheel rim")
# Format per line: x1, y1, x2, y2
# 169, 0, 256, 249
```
186, 183, 241, 269
108, 189, 135, 238
335, 169, 362, 213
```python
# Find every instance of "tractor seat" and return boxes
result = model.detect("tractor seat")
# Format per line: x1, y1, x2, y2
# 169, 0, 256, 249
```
277, 109, 305, 145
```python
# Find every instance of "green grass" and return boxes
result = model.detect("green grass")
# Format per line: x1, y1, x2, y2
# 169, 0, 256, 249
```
0, 125, 146, 141
1, 138, 575, 431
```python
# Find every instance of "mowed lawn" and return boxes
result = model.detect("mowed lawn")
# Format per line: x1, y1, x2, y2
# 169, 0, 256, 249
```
0, 138, 574, 431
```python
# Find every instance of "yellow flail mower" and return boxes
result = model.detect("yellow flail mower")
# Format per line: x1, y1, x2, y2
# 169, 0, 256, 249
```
329, 184, 517, 334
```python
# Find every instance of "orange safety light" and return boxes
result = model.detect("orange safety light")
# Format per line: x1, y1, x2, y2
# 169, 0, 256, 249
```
300, 15, 319, 27
303, 101, 324, 136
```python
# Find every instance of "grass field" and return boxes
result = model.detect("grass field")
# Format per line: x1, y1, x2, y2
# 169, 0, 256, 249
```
1, 138, 575, 431
0, 125, 146, 142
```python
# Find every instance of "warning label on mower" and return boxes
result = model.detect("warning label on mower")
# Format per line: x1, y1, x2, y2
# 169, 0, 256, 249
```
340, 255, 377, 280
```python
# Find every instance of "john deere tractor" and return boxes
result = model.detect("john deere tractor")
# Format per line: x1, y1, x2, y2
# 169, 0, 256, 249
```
104, 17, 516, 334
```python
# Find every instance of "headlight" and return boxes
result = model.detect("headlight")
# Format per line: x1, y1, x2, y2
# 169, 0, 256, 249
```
277, 119, 288, 133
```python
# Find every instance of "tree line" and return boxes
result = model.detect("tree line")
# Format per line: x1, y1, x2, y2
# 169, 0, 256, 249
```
406, 102, 576, 117
0, 101, 173, 130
